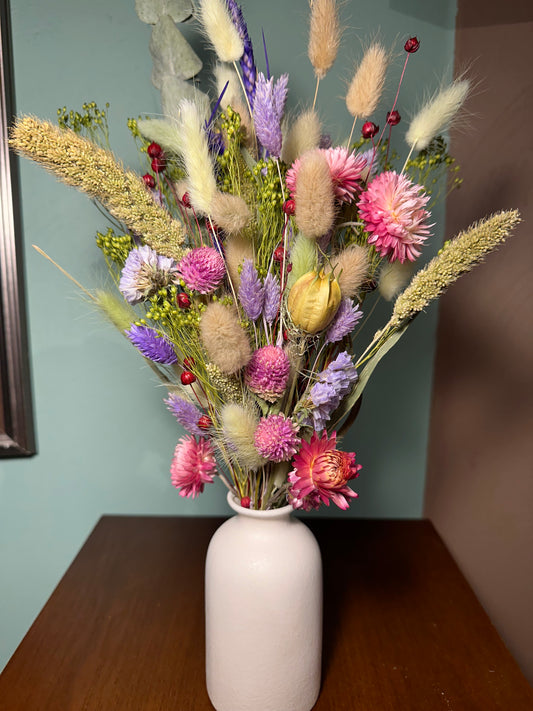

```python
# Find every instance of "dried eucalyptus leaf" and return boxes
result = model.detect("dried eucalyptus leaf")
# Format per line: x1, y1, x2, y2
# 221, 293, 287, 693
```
160, 76, 210, 122
149, 15, 202, 84
136, 0, 194, 25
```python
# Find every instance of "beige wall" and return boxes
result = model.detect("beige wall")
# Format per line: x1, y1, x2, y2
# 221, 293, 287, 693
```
425, 2, 533, 684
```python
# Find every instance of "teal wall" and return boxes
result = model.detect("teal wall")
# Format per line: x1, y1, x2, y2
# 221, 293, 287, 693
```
1, 0, 456, 670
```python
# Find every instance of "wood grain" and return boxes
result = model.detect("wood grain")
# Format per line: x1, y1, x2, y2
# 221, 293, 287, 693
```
0, 517, 532, 710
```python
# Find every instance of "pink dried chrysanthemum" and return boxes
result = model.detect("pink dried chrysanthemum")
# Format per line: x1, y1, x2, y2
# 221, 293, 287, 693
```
288, 430, 361, 510
357, 171, 432, 263
244, 345, 290, 402
254, 414, 301, 462
286, 147, 366, 204
177, 246, 226, 293
170, 435, 217, 498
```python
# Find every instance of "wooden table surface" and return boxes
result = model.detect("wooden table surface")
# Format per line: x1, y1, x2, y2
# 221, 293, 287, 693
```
1, 516, 532, 710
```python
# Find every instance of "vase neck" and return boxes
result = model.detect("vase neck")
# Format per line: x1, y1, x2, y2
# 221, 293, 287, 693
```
227, 492, 293, 520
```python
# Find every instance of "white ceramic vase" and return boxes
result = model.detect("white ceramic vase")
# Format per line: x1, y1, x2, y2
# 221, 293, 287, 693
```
205, 492, 322, 711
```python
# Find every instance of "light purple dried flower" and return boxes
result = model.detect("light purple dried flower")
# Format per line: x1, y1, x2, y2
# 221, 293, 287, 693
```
164, 393, 204, 436
325, 298, 363, 344
309, 351, 358, 431
253, 72, 289, 157
125, 324, 178, 364
119, 245, 178, 304
238, 259, 264, 320
262, 271, 280, 323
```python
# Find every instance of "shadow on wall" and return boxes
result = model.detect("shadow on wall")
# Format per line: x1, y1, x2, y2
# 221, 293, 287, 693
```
390, 0, 533, 27
388, 0, 456, 29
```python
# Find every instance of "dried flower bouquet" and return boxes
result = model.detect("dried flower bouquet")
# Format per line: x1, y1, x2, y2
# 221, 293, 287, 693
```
11, 0, 520, 510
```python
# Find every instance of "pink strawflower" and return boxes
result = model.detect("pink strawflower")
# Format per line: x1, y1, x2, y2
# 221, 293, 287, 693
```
288, 431, 361, 510
170, 435, 217, 498
244, 345, 290, 402
286, 147, 366, 204
254, 414, 301, 462
177, 246, 226, 294
357, 171, 432, 263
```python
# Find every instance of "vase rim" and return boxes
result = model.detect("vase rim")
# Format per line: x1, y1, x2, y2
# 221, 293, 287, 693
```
226, 491, 293, 518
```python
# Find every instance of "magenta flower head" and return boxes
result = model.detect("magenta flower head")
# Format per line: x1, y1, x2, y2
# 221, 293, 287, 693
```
170, 435, 217, 498
177, 246, 226, 293
244, 345, 290, 402
254, 414, 301, 462
288, 431, 361, 511
357, 171, 432, 263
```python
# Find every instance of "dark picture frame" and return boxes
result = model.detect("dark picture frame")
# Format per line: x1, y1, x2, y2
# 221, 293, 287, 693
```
0, 0, 35, 456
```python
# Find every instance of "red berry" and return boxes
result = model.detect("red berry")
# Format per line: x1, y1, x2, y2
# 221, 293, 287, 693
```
198, 415, 213, 430
142, 173, 155, 189
181, 192, 191, 208
180, 371, 196, 385
283, 329, 288, 341
362, 121, 379, 139
151, 156, 166, 173
177, 292, 191, 309
404, 36, 420, 53
240, 496, 251, 509
386, 110, 401, 126
282, 198, 295, 215
147, 142, 163, 158
183, 357, 195, 368
273, 245, 285, 262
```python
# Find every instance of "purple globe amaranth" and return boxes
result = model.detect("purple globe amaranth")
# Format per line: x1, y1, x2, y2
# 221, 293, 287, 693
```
177, 246, 226, 294
244, 345, 290, 402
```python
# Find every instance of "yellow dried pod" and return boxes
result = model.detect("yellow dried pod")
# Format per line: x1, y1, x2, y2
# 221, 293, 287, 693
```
287, 270, 341, 334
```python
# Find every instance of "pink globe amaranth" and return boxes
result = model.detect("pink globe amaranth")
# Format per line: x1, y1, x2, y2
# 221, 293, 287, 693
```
357, 171, 432, 263
288, 431, 361, 510
170, 435, 217, 498
244, 345, 290, 403
254, 414, 301, 462
178, 246, 226, 294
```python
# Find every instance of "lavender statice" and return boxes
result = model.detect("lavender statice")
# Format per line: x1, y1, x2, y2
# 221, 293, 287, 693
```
325, 298, 363, 344
253, 72, 289, 157
262, 271, 280, 323
119, 245, 177, 304
309, 351, 358, 431
238, 259, 264, 320
125, 324, 178, 364
164, 393, 204, 436
225, 0, 257, 109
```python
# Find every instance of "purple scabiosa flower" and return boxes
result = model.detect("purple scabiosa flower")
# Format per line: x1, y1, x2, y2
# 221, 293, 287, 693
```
325, 298, 363, 344
225, 0, 257, 109
254, 414, 301, 462
164, 393, 204, 436
244, 345, 290, 402
238, 259, 264, 321
309, 351, 358, 431
125, 324, 178, 364
253, 72, 289, 157
119, 245, 178, 304
262, 271, 280, 324
177, 246, 226, 294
